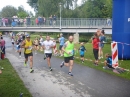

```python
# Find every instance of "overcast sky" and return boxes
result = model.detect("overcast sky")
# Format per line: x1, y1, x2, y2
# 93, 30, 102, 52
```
0, 0, 82, 15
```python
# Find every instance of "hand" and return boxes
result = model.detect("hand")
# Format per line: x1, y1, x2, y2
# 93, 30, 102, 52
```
25, 46, 29, 49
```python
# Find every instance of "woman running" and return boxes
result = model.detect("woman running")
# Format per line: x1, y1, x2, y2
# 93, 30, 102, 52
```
33, 37, 39, 54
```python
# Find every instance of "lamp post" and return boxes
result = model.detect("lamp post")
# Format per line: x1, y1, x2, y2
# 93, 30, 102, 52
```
59, 3, 62, 30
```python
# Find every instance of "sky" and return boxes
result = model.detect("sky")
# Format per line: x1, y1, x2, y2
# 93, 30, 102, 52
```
0, 0, 82, 15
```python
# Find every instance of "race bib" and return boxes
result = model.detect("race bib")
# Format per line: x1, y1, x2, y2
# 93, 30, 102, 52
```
46, 46, 50, 50
28, 46, 32, 50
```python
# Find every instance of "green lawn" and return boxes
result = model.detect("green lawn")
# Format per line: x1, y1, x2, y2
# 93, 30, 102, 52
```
30, 34, 130, 80
0, 59, 32, 97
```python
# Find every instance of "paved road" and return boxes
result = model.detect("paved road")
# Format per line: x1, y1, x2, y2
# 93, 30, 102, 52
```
4, 36, 130, 97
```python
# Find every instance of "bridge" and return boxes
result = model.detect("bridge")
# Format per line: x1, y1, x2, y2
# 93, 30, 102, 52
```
0, 18, 112, 34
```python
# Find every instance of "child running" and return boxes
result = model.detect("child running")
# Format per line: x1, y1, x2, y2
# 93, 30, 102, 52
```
79, 42, 86, 63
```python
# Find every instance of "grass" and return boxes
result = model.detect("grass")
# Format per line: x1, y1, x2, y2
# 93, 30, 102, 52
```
0, 59, 32, 97
30, 34, 130, 80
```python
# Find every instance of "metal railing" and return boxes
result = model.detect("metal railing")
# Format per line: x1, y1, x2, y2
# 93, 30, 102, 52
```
0, 18, 112, 28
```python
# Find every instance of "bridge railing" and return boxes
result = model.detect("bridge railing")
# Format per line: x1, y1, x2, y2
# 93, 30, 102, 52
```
0, 18, 112, 28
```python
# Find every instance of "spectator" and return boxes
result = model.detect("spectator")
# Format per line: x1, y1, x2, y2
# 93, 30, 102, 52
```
79, 42, 86, 63
35, 18, 38, 26
53, 15, 57, 26
103, 53, 114, 69
92, 33, 100, 66
49, 15, 53, 26
0, 37, 6, 55
98, 30, 106, 59
2, 17, 6, 27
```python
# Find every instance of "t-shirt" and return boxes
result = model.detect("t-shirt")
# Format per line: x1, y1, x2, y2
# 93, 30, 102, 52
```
99, 36, 106, 43
12, 39, 15, 42
106, 56, 112, 65
93, 38, 100, 49
59, 37, 65, 45
40, 38, 43, 43
79, 46, 86, 55
42, 40, 54, 53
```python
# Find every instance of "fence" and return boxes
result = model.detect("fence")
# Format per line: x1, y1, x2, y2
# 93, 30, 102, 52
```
0, 18, 112, 27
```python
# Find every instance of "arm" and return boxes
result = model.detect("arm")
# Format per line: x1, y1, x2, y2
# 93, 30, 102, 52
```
62, 42, 70, 55
21, 40, 28, 49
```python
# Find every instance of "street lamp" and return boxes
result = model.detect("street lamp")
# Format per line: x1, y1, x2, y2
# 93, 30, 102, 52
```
59, 3, 62, 30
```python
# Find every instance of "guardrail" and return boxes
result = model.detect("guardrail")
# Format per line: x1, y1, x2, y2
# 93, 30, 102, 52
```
0, 18, 112, 28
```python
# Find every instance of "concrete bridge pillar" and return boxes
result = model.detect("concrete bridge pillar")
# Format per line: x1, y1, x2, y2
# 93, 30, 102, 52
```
73, 32, 79, 43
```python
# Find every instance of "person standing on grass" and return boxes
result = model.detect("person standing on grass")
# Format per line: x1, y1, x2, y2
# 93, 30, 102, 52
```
0, 37, 6, 55
42, 36, 54, 71
79, 42, 86, 63
60, 36, 74, 76
98, 30, 106, 59
92, 33, 100, 66
21, 35, 34, 73
59, 34, 65, 56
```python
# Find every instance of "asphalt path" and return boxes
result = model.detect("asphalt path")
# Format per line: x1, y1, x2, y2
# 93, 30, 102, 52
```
4, 36, 130, 97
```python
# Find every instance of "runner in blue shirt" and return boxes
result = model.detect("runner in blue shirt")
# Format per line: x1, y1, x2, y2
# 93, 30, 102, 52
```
59, 34, 65, 56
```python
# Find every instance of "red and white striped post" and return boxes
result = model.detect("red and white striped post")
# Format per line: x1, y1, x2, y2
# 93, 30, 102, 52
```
111, 42, 119, 68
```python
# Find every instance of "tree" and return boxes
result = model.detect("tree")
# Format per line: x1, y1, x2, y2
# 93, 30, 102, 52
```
1, 6, 17, 17
17, 6, 28, 18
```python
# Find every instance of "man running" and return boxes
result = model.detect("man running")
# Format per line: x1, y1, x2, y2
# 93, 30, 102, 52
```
21, 35, 34, 73
59, 34, 65, 56
42, 36, 54, 71
60, 36, 74, 76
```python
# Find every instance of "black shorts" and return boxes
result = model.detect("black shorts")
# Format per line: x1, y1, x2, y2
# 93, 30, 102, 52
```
35, 45, 38, 47
93, 49, 98, 60
45, 53, 52, 59
12, 42, 14, 45
59, 45, 63, 50
24, 52, 33, 59
64, 56, 74, 63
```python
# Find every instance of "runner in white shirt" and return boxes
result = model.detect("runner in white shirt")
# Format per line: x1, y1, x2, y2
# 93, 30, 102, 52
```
39, 35, 44, 51
42, 36, 54, 71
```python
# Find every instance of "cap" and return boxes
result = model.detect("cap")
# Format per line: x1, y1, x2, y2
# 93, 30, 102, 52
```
26, 34, 30, 38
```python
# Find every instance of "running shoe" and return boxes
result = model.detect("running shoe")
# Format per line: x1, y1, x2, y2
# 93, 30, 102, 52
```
24, 62, 27, 67
60, 61, 64, 68
98, 57, 101, 59
30, 69, 34, 73
50, 67, 53, 71
68, 72, 73, 76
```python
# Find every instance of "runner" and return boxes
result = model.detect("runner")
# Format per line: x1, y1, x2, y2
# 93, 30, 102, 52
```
60, 36, 74, 76
11, 37, 15, 49
42, 36, 54, 71
53, 39, 58, 56
33, 37, 39, 54
39, 35, 44, 51
16, 41, 21, 57
79, 42, 86, 63
21, 35, 34, 73
92, 33, 100, 66
59, 34, 65, 56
